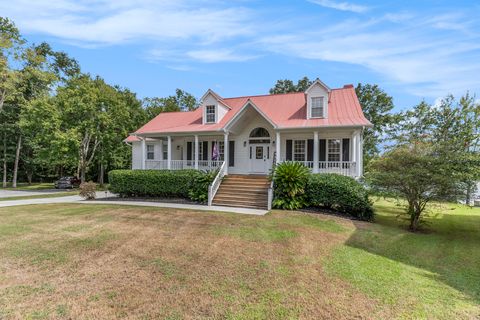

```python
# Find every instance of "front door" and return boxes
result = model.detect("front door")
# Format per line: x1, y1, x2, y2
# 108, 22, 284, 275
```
250, 143, 270, 174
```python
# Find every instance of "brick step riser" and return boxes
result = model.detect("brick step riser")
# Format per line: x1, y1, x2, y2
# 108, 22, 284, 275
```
213, 202, 268, 210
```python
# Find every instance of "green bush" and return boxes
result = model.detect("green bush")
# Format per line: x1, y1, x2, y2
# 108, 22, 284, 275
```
109, 169, 206, 200
189, 169, 218, 203
272, 161, 310, 210
305, 174, 374, 221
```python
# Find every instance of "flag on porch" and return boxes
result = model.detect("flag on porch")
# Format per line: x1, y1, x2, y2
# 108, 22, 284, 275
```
212, 142, 219, 161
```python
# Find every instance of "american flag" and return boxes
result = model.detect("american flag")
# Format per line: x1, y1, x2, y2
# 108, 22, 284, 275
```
212, 142, 219, 160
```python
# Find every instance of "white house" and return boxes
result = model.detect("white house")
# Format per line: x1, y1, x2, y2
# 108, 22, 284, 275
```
125, 79, 372, 209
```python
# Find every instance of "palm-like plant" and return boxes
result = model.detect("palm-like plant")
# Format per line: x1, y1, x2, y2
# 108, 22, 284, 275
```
271, 161, 310, 210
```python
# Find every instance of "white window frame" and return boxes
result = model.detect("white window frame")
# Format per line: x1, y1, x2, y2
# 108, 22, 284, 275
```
162, 141, 168, 160
205, 105, 216, 123
218, 141, 225, 161
327, 139, 341, 162
293, 140, 306, 162
310, 97, 325, 118
146, 144, 155, 160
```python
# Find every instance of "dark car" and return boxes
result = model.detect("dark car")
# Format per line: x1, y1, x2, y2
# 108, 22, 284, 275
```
54, 176, 81, 189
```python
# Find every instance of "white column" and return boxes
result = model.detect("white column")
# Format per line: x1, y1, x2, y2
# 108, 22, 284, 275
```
194, 135, 199, 170
224, 132, 229, 175
358, 130, 363, 177
167, 136, 172, 170
313, 131, 319, 173
275, 131, 281, 164
140, 138, 146, 170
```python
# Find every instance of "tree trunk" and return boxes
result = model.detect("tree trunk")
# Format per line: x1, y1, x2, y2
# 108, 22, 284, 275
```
99, 163, 105, 187
80, 163, 86, 184
12, 135, 22, 188
26, 171, 33, 185
2, 133, 6, 188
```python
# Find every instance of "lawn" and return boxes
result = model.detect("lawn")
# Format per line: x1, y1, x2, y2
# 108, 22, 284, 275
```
0, 191, 78, 202
3, 182, 56, 190
0, 200, 478, 319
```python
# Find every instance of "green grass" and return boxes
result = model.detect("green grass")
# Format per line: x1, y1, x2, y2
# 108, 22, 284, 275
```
0, 201, 478, 318
325, 197, 480, 319
3, 183, 56, 190
0, 191, 77, 201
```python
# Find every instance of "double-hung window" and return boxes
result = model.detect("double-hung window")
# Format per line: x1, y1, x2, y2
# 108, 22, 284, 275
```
293, 140, 306, 161
206, 105, 216, 123
162, 141, 168, 160
146, 144, 154, 160
218, 141, 225, 161
311, 97, 325, 118
327, 139, 341, 162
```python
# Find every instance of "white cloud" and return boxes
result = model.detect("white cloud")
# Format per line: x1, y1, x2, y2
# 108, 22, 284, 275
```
260, 13, 480, 97
186, 49, 258, 63
307, 0, 368, 13
0, 0, 255, 45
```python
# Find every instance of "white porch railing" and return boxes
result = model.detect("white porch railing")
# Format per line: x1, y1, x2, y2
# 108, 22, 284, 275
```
145, 160, 223, 171
208, 161, 226, 206
285, 161, 357, 177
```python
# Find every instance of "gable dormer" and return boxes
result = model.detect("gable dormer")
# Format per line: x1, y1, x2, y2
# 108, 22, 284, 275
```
200, 89, 230, 124
305, 79, 331, 119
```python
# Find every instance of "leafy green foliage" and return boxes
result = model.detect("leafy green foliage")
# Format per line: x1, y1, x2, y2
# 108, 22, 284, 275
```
269, 76, 313, 94
272, 162, 310, 210
108, 169, 215, 203
355, 83, 401, 167
188, 169, 217, 203
367, 143, 462, 230
143, 89, 198, 119
305, 174, 374, 221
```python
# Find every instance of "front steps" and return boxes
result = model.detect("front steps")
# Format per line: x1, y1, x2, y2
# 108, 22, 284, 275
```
212, 175, 270, 209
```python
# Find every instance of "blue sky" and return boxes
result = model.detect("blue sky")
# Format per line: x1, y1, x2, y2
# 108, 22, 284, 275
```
2, 0, 479, 110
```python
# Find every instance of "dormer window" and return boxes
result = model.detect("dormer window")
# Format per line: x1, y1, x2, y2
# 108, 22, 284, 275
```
206, 105, 216, 123
311, 97, 325, 118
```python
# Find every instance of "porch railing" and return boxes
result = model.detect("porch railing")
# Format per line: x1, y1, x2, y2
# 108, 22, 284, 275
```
208, 161, 226, 206
285, 161, 357, 177
145, 160, 223, 171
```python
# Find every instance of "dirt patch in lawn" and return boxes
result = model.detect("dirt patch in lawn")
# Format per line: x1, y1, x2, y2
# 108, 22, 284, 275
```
0, 205, 392, 319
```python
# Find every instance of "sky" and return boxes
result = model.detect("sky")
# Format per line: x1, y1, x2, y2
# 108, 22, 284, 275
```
2, 0, 480, 110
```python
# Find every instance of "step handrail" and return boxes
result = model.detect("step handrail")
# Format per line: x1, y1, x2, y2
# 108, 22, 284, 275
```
208, 161, 226, 206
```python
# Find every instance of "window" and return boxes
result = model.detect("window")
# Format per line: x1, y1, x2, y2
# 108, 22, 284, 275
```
162, 141, 168, 160
311, 97, 325, 118
146, 144, 154, 160
218, 141, 225, 161
328, 139, 341, 162
294, 140, 306, 161
206, 105, 216, 123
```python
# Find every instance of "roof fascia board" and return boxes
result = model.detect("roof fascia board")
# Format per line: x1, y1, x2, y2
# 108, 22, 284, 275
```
223, 99, 278, 131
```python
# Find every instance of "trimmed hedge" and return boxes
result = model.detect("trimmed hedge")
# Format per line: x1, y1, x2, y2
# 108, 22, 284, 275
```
305, 174, 374, 221
108, 169, 207, 200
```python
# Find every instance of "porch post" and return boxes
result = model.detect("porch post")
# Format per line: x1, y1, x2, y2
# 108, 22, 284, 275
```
224, 132, 229, 175
194, 135, 199, 170
167, 136, 172, 170
140, 138, 146, 170
358, 130, 363, 177
351, 131, 357, 176
275, 131, 281, 164
313, 131, 319, 173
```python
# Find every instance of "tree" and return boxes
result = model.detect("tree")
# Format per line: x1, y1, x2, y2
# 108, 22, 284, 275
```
355, 83, 400, 167
269, 77, 313, 94
390, 94, 480, 203
143, 89, 197, 119
367, 142, 473, 231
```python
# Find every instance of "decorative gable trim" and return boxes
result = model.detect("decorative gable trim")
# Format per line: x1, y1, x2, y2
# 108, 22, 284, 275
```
305, 78, 331, 93
223, 99, 278, 131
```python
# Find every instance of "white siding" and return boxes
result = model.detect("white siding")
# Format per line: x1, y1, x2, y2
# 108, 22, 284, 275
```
306, 83, 329, 119
131, 141, 142, 169
201, 93, 229, 124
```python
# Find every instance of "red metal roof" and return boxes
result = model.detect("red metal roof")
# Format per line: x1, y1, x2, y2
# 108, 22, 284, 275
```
131, 86, 372, 137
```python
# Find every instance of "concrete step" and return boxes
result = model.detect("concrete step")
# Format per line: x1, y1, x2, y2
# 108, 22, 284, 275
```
212, 199, 268, 210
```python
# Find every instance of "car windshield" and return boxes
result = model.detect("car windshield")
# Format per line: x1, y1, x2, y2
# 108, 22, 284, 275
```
60, 177, 72, 181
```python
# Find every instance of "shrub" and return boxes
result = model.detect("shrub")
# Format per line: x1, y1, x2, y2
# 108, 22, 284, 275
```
272, 161, 310, 210
189, 169, 218, 203
305, 174, 374, 221
108, 169, 216, 203
79, 181, 97, 200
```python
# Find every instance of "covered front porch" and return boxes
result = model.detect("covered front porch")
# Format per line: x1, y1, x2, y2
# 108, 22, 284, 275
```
133, 128, 362, 178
